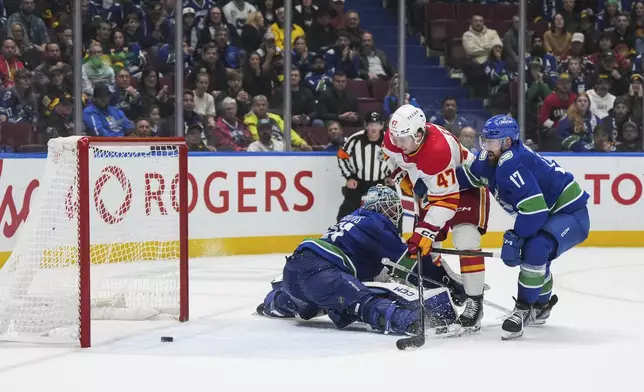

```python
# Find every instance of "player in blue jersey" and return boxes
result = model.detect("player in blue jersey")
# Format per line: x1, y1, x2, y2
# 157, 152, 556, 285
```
456, 115, 590, 340
257, 185, 463, 335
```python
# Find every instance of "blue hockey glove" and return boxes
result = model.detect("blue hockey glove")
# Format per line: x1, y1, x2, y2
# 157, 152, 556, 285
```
501, 230, 524, 267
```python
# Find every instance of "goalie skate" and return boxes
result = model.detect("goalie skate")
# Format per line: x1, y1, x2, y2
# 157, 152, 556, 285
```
501, 298, 534, 340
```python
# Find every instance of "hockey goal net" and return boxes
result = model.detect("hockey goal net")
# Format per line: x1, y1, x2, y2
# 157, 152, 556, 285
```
0, 136, 189, 347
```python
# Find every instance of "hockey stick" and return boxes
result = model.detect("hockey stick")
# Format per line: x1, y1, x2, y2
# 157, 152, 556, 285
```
382, 258, 512, 314
395, 191, 427, 350
396, 248, 426, 350
432, 248, 501, 258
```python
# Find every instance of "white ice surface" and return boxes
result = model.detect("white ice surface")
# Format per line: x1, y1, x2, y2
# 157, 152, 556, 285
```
1, 248, 643, 392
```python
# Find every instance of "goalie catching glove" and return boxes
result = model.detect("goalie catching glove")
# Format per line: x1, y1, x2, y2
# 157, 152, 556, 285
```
407, 221, 439, 258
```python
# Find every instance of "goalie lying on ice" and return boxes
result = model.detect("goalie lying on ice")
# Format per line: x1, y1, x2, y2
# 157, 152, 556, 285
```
256, 185, 462, 335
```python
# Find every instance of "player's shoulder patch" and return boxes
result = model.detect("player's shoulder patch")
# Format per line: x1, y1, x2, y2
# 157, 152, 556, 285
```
498, 150, 514, 167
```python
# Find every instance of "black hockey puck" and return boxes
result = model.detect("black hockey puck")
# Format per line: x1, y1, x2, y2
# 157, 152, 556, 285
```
161, 336, 174, 342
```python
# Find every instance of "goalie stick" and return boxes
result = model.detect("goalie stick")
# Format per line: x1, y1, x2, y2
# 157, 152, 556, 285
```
382, 258, 512, 314
395, 248, 426, 350
395, 190, 427, 350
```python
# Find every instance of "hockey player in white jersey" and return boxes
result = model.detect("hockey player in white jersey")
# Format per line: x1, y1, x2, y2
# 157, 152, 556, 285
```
382, 104, 491, 330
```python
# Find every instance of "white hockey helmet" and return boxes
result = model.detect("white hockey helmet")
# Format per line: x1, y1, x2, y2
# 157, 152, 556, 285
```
388, 104, 426, 142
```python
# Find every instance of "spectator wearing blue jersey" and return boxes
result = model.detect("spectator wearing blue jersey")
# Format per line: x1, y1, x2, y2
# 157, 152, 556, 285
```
558, 92, 601, 151
561, 57, 591, 94
83, 83, 134, 137
88, 0, 125, 28
383, 74, 419, 119
596, 0, 620, 33
428, 96, 469, 135
214, 26, 241, 70
304, 53, 333, 93
483, 43, 515, 112
324, 32, 359, 79
0, 68, 38, 124
526, 36, 558, 80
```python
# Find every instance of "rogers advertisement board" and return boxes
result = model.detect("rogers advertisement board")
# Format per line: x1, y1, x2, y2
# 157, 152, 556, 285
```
0, 153, 642, 261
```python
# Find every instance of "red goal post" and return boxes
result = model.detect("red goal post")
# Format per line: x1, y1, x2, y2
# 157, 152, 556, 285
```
77, 137, 189, 348
0, 136, 189, 348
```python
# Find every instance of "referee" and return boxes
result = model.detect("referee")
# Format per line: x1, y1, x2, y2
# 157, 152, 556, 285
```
336, 112, 389, 221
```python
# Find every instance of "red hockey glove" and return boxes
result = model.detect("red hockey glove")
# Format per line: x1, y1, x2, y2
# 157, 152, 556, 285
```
407, 221, 440, 258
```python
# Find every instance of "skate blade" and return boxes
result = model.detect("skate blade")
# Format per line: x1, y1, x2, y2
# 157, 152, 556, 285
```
529, 319, 548, 326
501, 330, 523, 340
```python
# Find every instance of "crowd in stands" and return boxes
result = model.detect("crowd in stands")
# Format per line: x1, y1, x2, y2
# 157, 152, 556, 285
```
0, 0, 641, 154
420, 0, 644, 152
0, 0, 406, 153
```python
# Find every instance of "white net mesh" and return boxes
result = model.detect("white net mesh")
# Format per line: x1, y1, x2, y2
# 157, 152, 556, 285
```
0, 136, 183, 344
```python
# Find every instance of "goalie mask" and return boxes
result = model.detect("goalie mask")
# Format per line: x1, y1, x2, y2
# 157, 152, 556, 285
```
363, 185, 403, 226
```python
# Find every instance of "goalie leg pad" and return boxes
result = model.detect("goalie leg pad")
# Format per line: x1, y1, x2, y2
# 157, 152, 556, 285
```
424, 288, 458, 323
357, 296, 418, 334
363, 282, 458, 331
261, 286, 298, 318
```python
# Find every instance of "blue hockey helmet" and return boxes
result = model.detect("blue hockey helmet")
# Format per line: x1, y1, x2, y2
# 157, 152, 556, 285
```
482, 115, 519, 141
363, 185, 403, 226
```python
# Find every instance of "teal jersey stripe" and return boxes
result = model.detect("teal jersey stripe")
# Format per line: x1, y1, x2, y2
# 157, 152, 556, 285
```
464, 164, 486, 188
551, 180, 585, 213
516, 193, 549, 215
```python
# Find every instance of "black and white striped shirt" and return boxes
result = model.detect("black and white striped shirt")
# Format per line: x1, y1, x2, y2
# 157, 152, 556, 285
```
337, 130, 389, 182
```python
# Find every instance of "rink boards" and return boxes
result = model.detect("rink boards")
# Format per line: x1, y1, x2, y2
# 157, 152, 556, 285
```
0, 151, 642, 268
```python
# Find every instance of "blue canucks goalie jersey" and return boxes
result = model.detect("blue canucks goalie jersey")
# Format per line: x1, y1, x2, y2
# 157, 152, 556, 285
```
456, 141, 589, 238
295, 208, 407, 281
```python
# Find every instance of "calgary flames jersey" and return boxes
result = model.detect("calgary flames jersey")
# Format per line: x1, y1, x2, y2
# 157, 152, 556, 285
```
382, 123, 474, 230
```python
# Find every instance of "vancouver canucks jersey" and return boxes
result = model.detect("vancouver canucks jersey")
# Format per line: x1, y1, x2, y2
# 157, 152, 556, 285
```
295, 209, 406, 281
456, 141, 589, 239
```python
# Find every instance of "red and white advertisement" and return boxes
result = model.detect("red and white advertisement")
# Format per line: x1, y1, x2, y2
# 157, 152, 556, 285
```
0, 154, 642, 255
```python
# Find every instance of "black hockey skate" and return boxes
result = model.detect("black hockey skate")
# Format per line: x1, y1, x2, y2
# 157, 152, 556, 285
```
533, 295, 558, 325
501, 298, 534, 340
457, 295, 484, 331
